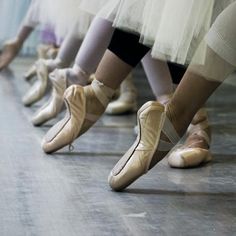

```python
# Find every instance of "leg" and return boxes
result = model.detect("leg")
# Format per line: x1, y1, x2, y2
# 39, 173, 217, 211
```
0, 0, 40, 70
23, 29, 84, 108
109, 1, 236, 190
142, 53, 173, 102
109, 49, 235, 191
41, 29, 150, 153
31, 17, 115, 125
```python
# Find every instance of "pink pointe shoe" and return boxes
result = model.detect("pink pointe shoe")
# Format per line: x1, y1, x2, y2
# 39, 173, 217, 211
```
108, 101, 180, 191
167, 108, 212, 168
41, 79, 114, 153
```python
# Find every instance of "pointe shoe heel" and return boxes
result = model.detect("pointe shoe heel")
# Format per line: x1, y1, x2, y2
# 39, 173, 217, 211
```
42, 85, 86, 153
105, 74, 138, 115
108, 101, 166, 191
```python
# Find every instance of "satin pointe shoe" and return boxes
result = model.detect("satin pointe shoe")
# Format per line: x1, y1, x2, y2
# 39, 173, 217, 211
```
31, 69, 67, 126
41, 79, 114, 153
108, 101, 180, 191
46, 47, 59, 59
168, 108, 212, 168
105, 74, 138, 115
32, 68, 89, 126
37, 44, 58, 59
22, 59, 49, 106
24, 64, 37, 82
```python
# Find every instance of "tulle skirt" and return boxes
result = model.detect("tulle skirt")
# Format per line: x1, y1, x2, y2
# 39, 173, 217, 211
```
189, 1, 236, 84
79, 0, 234, 65
39, 0, 94, 39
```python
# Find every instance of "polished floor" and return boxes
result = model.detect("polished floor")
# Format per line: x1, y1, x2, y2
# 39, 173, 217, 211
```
0, 57, 235, 236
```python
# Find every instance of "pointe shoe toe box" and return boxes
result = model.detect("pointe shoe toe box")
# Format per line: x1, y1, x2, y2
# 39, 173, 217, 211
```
105, 101, 137, 115
168, 148, 212, 168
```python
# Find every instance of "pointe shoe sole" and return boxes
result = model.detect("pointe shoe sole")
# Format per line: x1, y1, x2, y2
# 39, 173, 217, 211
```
168, 148, 212, 168
42, 86, 85, 154
108, 101, 165, 191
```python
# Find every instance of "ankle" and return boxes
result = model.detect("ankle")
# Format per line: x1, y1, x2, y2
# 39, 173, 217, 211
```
157, 93, 173, 105
165, 102, 190, 138
44, 59, 57, 72
91, 79, 115, 107
70, 64, 90, 86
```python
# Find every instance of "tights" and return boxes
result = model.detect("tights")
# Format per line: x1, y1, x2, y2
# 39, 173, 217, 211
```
109, 29, 186, 86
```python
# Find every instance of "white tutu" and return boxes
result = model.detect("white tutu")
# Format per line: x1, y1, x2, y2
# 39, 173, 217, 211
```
79, 0, 234, 64
39, 0, 94, 39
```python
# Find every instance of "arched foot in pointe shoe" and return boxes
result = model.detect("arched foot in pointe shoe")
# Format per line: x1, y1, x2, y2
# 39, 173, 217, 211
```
22, 59, 49, 106
41, 79, 114, 153
32, 67, 89, 126
108, 101, 180, 191
168, 108, 212, 168
31, 69, 67, 126
105, 74, 138, 115
24, 64, 37, 82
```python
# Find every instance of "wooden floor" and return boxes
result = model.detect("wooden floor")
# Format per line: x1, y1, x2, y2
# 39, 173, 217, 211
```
0, 57, 235, 236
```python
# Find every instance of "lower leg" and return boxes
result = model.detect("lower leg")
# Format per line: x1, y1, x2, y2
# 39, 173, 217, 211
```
167, 72, 222, 138
73, 17, 115, 75
52, 17, 115, 87
57, 31, 83, 67
142, 53, 173, 102
0, 26, 34, 70
95, 50, 133, 90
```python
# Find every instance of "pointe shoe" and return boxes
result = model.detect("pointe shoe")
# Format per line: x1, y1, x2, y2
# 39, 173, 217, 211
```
24, 64, 37, 81
31, 69, 67, 126
168, 108, 212, 168
42, 79, 114, 153
22, 59, 49, 106
32, 67, 89, 126
108, 101, 180, 191
105, 74, 137, 115
46, 47, 59, 59
37, 44, 53, 59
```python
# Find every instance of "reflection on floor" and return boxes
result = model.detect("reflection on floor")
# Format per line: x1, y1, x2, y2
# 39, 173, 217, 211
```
0, 57, 235, 236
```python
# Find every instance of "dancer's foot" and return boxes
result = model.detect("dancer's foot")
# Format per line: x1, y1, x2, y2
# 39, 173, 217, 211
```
22, 59, 50, 106
108, 101, 180, 191
32, 67, 89, 126
0, 38, 22, 70
24, 64, 37, 82
22, 58, 66, 106
167, 108, 212, 168
41, 79, 115, 153
105, 74, 137, 115
47, 47, 59, 60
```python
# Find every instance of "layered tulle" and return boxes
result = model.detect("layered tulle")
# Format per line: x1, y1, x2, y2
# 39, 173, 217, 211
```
189, 1, 236, 84
39, 0, 94, 39
80, 0, 234, 65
